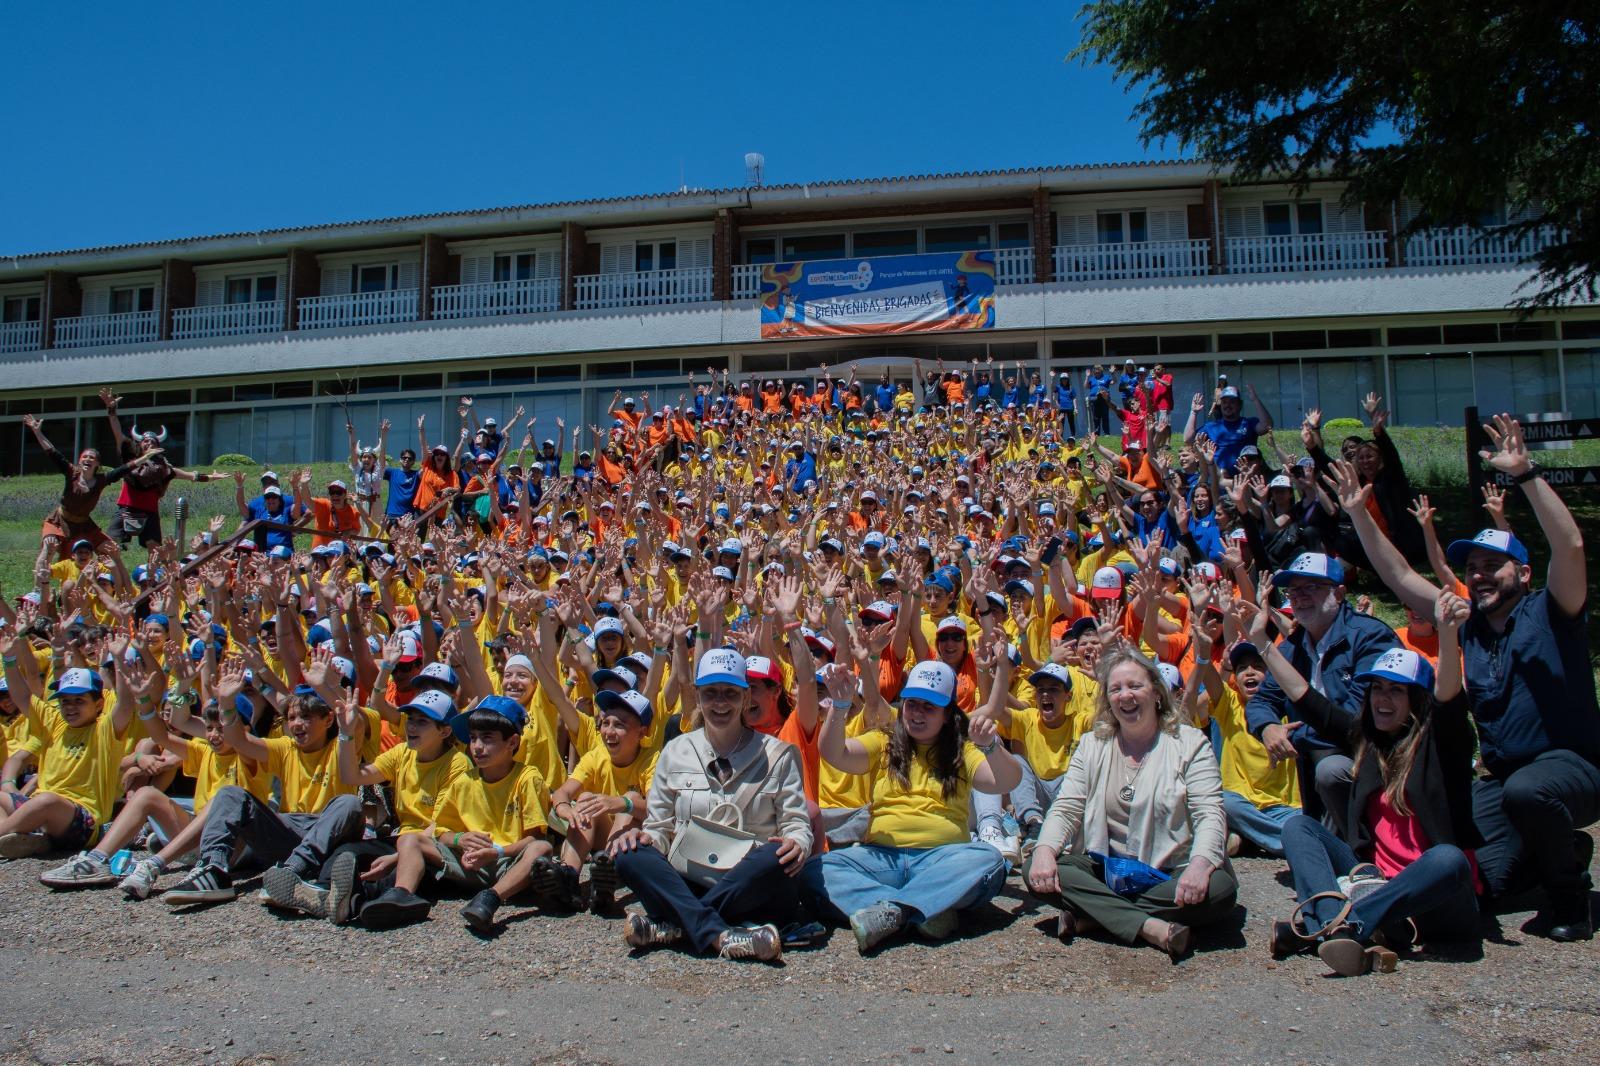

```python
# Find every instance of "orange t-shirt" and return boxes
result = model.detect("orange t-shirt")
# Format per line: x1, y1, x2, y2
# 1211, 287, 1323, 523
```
311, 497, 361, 547
946, 379, 966, 405
597, 454, 627, 485
412, 464, 453, 512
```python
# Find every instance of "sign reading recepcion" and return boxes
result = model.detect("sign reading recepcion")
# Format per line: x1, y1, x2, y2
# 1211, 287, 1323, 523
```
757, 251, 996, 340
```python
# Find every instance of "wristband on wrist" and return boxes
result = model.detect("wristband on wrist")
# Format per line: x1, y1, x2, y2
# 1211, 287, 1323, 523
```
379, 660, 396, 671
452, 832, 463, 848
622, 795, 635, 815
138, 709, 159, 721
1510, 465, 1541, 485
978, 739, 999, 754
492, 843, 506, 858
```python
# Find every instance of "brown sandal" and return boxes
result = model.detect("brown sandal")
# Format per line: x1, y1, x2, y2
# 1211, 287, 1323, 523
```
1056, 910, 1077, 943
1163, 922, 1193, 961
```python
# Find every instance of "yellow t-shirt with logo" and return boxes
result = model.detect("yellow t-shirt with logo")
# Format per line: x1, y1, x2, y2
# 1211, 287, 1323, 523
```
433, 763, 550, 846
857, 730, 987, 849
1211, 684, 1300, 811
25, 696, 125, 826
1, 710, 35, 760
182, 740, 272, 812
263, 736, 350, 814
818, 709, 876, 810
1001, 692, 1098, 783
373, 745, 472, 834
570, 743, 658, 797
516, 690, 566, 789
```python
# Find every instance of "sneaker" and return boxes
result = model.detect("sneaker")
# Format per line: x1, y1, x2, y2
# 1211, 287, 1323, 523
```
588, 852, 619, 915
623, 911, 685, 950
531, 856, 583, 910
325, 850, 361, 926
848, 902, 907, 955
717, 923, 782, 961
119, 858, 162, 901
0, 831, 50, 859
461, 889, 502, 933
262, 864, 329, 917
359, 887, 432, 930
977, 825, 1007, 853
161, 863, 236, 906
1020, 821, 1043, 859
39, 851, 115, 889
359, 784, 392, 834
998, 832, 1022, 867
915, 909, 959, 940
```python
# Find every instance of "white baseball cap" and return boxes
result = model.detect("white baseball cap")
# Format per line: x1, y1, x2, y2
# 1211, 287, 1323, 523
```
899, 660, 957, 708
696, 647, 749, 689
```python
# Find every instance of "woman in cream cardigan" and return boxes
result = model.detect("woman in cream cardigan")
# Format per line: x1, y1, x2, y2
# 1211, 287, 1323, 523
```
1025, 646, 1235, 960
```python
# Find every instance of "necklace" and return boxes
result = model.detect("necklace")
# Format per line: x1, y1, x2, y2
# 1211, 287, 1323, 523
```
1117, 739, 1154, 802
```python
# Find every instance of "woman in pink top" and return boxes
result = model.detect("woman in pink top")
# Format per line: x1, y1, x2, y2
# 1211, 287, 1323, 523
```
1242, 588, 1482, 976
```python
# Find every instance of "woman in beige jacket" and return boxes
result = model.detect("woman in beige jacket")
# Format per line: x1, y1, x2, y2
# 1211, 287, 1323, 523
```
1026, 647, 1234, 960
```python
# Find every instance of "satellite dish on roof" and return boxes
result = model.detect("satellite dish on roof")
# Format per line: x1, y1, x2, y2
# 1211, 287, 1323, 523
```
744, 152, 765, 187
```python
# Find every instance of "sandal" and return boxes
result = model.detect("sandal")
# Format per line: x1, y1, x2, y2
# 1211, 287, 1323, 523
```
1318, 934, 1398, 977
1163, 922, 1192, 961
1056, 910, 1077, 944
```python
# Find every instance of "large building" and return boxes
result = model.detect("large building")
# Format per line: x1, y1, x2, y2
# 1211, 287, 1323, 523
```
1, 161, 1595, 473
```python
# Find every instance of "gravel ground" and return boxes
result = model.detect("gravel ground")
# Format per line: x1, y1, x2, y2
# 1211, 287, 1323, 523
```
1, 837, 1597, 1065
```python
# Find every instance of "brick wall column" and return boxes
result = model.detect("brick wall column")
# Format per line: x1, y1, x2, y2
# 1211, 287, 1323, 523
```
419, 234, 447, 320
284, 248, 320, 331
713, 209, 735, 301
560, 221, 586, 311
1032, 187, 1053, 283
1202, 179, 1224, 273
40, 270, 81, 350
159, 259, 195, 340
1367, 201, 1401, 267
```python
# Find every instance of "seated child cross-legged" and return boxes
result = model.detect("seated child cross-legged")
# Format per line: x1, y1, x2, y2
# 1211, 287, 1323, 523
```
527, 687, 656, 914
358, 696, 553, 933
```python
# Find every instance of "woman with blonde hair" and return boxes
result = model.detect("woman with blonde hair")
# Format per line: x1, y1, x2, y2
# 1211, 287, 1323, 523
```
1026, 646, 1234, 960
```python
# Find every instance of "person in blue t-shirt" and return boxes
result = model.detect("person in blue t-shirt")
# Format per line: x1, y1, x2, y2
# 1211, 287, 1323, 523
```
783, 441, 817, 491
1187, 385, 1273, 472
379, 447, 421, 525
1116, 359, 1141, 408
874, 372, 896, 416
1084, 364, 1114, 436
233, 471, 298, 551
1052, 370, 1078, 437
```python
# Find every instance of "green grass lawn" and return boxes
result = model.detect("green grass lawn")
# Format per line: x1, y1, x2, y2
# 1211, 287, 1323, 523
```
3, 429, 1599, 662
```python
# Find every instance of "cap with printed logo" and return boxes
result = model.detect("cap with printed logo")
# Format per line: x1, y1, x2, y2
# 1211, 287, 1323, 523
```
695, 647, 749, 689
452, 695, 528, 741
1445, 528, 1529, 567
52, 667, 103, 697
595, 688, 654, 729
399, 689, 457, 723
1090, 566, 1125, 600
590, 664, 640, 691
1157, 662, 1184, 691
899, 660, 957, 708
1356, 647, 1436, 690
1271, 552, 1346, 588
743, 656, 781, 684
1028, 662, 1074, 690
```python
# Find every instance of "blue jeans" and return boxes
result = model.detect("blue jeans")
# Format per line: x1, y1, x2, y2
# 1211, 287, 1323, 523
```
799, 842, 1007, 926
1222, 791, 1298, 857
973, 761, 1064, 834
1280, 813, 1479, 943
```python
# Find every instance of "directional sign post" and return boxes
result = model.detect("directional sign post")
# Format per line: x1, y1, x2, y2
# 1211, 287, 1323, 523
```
1466, 406, 1600, 501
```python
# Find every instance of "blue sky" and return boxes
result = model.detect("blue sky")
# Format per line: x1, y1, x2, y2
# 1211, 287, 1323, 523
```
0, 2, 1170, 256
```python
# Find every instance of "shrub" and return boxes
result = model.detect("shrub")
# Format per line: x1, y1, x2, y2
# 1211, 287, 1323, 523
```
1323, 418, 1365, 435
212, 454, 257, 467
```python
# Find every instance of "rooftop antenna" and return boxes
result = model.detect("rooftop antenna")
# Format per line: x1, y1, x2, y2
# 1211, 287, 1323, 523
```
744, 152, 765, 187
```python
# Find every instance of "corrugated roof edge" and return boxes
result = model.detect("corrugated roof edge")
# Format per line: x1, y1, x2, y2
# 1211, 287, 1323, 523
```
4, 159, 1207, 262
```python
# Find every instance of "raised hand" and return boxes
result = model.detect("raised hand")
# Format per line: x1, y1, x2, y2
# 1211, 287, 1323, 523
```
1407, 494, 1436, 529
1322, 459, 1372, 513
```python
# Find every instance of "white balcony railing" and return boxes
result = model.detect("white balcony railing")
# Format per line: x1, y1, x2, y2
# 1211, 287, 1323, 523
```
0, 320, 43, 355
432, 278, 560, 320
297, 289, 419, 330
1404, 225, 1562, 268
731, 263, 764, 299
171, 300, 285, 340
53, 309, 159, 349
574, 267, 712, 310
1054, 239, 1212, 283
732, 248, 1034, 300
1226, 231, 1389, 274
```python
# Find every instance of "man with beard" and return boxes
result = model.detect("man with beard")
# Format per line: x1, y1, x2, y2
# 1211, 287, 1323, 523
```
1329, 416, 1600, 942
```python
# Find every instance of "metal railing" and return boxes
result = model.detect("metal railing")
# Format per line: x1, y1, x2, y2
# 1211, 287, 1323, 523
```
0, 320, 43, 355
53, 309, 159, 348
1226, 231, 1389, 274
297, 289, 419, 330
573, 267, 713, 310
172, 300, 285, 340
431, 278, 560, 319
1053, 239, 1212, 282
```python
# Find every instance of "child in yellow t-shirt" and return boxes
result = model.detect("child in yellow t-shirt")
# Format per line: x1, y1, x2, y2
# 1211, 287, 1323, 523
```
532, 688, 657, 914
360, 696, 551, 933
0, 666, 134, 859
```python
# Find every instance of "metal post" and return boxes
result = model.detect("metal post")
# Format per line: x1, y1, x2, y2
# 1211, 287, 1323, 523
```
1465, 405, 1484, 504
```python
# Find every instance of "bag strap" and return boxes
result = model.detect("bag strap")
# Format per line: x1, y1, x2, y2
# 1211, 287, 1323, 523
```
1290, 890, 1353, 940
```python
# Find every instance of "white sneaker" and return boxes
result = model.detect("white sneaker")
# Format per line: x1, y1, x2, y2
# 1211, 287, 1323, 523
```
977, 825, 1007, 853
119, 858, 162, 900
999, 832, 1022, 867
39, 851, 115, 888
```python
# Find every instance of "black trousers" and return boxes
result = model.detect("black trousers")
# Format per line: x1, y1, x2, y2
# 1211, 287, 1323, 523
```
1473, 749, 1600, 901
616, 841, 799, 953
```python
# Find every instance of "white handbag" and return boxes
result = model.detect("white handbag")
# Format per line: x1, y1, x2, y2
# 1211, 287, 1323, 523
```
668, 748, 770, 886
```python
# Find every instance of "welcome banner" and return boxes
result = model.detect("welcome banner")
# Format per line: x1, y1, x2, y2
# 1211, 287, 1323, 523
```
757, 251, 996, 339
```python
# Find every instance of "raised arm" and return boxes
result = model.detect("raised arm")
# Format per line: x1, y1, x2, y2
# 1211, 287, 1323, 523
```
1323, 459, 1440, 617
1482, 414, 1585, 617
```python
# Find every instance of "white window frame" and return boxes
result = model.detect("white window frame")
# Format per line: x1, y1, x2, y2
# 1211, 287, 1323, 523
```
225, 274, 278, 304
110, 284, 156, 314
352, 263, 400, 293
1263, 200, 1325, 236
1096, 210, 1149, 245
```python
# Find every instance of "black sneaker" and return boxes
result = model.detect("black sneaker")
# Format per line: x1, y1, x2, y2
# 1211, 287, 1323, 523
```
531, 856, 583, 910
161, 863, 236, 906
262, 864, 328, 917
588, 852, 619, 914
360, 887, 432, 930
461, 889, 502, 933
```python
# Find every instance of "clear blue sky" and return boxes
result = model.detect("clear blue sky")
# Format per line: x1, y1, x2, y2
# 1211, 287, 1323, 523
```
0, 2, 1170, 256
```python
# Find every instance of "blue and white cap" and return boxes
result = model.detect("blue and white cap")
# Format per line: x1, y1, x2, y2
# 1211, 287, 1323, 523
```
899, 660, 956, 708
863, 531, 886, 548
1356, 647, 1435, 690
399, 689, 457, 723
416, 662, 459, 691
592, 616, 626, 639
718, 537, 743, 556
1157, 662, 1184, 692
268, 545, 293, 560
590, 664, 639, 690
695, 647, 748, 689
595, 688, 654, 729
1004, 578, 1036, 598
1271, 552, 1346, 587
1028, 662, 1074, 690
52, 667, 103, 696
1445, 527, 1529, 566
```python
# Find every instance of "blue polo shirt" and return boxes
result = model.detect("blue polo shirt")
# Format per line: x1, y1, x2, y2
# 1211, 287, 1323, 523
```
382, 467, 420, 517
244, 496, 297, 550
1086, 373, 1112, 401
1463, 588, 1600, 775
874, 383, 895, 411
1199, 415, 1262, 471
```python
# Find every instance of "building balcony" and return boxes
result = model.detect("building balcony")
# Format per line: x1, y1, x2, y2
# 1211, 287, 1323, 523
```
432, 278, 560, 320
53, 309, 159, 349
574, 267, 712, 310
1404, 225, 1562, 268
171, 300, 285, 340
1054, 239, 1212, 283
297, 289, 419, 330
0, 320, 42, 355
731, 247, 1038, 300
1226, 231, 1390, 274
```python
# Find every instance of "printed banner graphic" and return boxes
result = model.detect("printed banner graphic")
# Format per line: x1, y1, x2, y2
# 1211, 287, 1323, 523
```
758, 252, 996, 339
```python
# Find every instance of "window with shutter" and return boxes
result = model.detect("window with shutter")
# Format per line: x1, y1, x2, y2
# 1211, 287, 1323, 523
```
1056, 213, 1096, 246
1148, 208, 1187, 242
1398, 197, 1425, 230
1326, 203, 1363, 234
81, 288, 109, 316
1223, 204, 1263, 238
196, 279, 225, 307
461, 255, 491, 286
599, 243, 633, 275
679, 237, 712, 270
398, 261, 419, 291
322, 266, 353, 297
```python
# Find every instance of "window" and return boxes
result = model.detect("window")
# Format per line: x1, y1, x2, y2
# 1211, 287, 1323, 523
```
2, 295, 40, 322
744, 238, 777, 265
635, 241, 676, 273
111, 285, 156, 314
493, 253, 542, 282
997, 222, 1031, 249
1560, 319, 1600, 341
1391, 356, 1474, 426
1563, 349, 1600, 417
1442, 323, 1498, 345
1098, 211, 1148, 245
852, 229, 918, 257
1105, 336, 1158, 359
1388, 325, 1442, 347
1052, 338, 1104, 360
353, 264, 398, 293
1264, 202, 1323, 236
1159, 334, 1211, 355
1473, 351, 1561, 415
225, 275, 277, 304
924, 225, 991, 253
1328, 328, 1380, 348
1217, 332, 1271, 353
1272, 330, 1326, 351
781, 233, 847, 262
